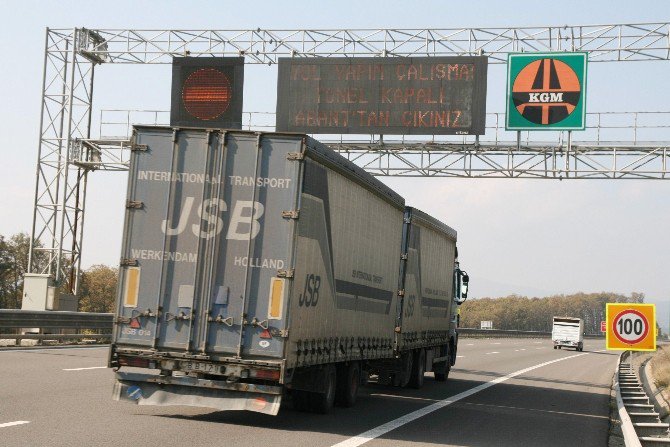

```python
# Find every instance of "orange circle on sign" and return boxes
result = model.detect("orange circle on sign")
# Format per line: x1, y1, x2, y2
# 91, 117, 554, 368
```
181, 68, 232, 120
512, 58, 581, 125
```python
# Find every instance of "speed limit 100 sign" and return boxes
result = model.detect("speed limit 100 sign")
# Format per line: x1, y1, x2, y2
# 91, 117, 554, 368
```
606, 303, 656, 351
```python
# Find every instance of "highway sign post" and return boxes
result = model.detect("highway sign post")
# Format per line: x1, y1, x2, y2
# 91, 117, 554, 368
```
506, 52, 588, 131
606, 303, 656, 351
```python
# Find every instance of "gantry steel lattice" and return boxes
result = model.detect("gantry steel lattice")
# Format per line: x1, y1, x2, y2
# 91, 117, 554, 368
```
29, 24, 670, 294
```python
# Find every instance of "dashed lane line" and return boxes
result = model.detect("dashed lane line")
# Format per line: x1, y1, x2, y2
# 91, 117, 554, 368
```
485, 351, 500, 355
0, 346, 108, 353
331, 351, 597, 447
0, 421, 30, 429
63, 366, 107, 371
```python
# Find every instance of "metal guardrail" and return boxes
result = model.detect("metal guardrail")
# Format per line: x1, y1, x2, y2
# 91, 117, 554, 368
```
0, 310, 113, 343
616, 351, 645, 447
458, 328, 605, 338
0, 311, 609, 343
616, 351, 670, 445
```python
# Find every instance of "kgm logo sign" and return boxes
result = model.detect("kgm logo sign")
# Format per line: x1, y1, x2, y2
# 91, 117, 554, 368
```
506, 52, 587, 130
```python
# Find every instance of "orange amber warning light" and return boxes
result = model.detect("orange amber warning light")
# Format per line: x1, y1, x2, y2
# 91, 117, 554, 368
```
181, 68, 233, 120
170, 57, 244, 128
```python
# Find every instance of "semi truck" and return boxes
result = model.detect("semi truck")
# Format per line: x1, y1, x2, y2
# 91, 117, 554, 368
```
110, 126, 469, 415
552, 316, 584, 351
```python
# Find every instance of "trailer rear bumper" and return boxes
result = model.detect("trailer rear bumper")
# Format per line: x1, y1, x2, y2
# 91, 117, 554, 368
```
113, 371, 282, 415
553, 340, 580, 347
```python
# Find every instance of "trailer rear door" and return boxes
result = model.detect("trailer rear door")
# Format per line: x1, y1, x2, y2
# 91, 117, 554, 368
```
114, 128, 301, 359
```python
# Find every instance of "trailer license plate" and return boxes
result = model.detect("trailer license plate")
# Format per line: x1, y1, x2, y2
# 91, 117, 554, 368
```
181, 361, 217, 373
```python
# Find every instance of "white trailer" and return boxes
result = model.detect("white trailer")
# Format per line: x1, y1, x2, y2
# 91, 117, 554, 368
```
110, 127, 470, 415
552, 317, 584, 351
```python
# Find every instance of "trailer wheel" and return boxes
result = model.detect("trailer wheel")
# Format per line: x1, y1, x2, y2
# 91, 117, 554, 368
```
292, 390, 311, 412
398, 351, 413, 388
310, 364, 337, 414
553, 346, 557, 349
408, 348, 425, 389
335, 362, 360, 407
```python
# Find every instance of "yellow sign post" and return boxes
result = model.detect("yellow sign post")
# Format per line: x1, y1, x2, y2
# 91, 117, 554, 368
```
606, 303, 656, 351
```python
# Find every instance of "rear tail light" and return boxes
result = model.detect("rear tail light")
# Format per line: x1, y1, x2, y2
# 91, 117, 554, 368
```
249, 369, 281, 380
118, 356, 150, 368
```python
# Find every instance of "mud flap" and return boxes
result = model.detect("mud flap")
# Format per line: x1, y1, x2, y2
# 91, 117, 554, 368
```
113, 375, 282, 415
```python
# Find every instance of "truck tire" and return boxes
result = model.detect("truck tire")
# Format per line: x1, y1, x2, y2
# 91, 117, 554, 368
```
399, 351, 413, 388
434, 344, 450, 382
408, 348, 425, 389
577, 342, 583, 352
310, 364, 337, 414
335, 362, 360, 407
434, 369, 448, 382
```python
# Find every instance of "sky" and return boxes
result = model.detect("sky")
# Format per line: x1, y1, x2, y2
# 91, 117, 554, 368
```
1, 1, 669, 323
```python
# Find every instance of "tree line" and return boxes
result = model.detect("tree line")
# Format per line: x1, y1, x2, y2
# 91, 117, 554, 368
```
0, 232, 651, 327
0, 232, 117, 313
460, 292, 646, 335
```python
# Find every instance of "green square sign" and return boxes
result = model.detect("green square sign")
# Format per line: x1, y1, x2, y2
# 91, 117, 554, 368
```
506, 52, 588, 131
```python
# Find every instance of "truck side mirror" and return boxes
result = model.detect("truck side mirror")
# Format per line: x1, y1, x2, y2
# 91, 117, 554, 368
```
455, 270, 469, 305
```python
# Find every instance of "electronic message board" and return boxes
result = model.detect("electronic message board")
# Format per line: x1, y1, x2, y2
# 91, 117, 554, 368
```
276, 57, 488, 135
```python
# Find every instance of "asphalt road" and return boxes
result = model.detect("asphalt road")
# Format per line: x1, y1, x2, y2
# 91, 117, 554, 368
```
0, 338, 617, 447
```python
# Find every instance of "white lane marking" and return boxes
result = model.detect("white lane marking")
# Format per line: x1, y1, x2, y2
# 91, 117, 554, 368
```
519, 348, 526, 351
370, 394, 440, 403
535, 347, 544, 350
331, 351, 593, 447
463, 402, 609, 420
456, 355, 464, 358
485, 351, 500, 355
0, 421, 30, 429
492, 342, 501, 345
464, 344, 474, 346
0, 346, 108, 353
63, 366, 107, 371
